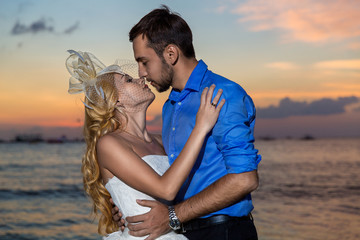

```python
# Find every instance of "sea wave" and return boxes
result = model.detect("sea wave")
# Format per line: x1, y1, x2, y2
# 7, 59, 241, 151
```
0, 185, 86, 199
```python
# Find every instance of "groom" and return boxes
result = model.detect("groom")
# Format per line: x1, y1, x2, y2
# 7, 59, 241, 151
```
114, 6, 261, 240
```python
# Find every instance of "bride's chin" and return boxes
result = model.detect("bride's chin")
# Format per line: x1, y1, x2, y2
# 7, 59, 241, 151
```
147, 97, 155, 107
148, 94, 156, 104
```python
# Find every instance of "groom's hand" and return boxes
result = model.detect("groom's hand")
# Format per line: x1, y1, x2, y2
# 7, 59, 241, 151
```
110, 198, 125, 231
126, 199, 170, 240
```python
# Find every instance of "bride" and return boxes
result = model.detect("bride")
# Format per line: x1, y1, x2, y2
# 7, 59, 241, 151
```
65, 50, 225, 239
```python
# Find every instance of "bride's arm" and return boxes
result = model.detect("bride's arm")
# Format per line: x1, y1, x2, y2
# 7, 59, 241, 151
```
97, 85, 225, 201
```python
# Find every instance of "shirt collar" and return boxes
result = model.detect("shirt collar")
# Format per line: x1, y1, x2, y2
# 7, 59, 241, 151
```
183, 59, 207, 92
168, 60, 208, 101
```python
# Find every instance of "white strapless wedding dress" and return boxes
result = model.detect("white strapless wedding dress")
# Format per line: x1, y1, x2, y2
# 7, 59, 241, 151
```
103, 155, 187, 240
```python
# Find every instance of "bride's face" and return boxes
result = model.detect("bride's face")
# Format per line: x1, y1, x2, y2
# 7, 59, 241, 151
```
114, 73, 155, 112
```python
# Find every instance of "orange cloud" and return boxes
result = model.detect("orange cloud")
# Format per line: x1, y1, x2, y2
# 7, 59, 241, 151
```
313, 59, 360, 70
231, 0, 360, 43
265, 62, 300, 70
348, 42, 360, 49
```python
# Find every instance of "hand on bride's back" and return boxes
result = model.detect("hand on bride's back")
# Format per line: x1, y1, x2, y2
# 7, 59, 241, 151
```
195, 84, 225, 133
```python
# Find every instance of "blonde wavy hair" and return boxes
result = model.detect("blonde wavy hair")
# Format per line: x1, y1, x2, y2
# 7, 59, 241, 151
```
81, 73, 127, 235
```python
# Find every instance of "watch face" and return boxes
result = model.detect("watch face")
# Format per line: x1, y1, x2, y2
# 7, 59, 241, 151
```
169, 219, 181, 230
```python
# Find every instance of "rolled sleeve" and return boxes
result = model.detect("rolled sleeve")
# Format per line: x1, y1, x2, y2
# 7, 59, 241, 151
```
213, 85, 261, 174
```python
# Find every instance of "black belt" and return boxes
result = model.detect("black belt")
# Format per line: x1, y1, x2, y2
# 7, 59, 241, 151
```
181, 214, 252, 233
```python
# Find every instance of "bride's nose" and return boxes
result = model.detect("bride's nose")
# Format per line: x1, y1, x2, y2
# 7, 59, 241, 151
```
132, 78, 142, 84
139, 77, 145, 85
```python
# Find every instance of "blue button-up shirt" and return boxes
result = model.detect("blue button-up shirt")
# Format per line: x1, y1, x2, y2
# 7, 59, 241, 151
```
162, 60, 261, 218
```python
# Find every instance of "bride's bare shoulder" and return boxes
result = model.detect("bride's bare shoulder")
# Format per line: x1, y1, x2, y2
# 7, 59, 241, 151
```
97, 131, 131, 153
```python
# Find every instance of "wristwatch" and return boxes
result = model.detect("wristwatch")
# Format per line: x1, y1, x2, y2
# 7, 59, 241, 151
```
168, 206, 181, 230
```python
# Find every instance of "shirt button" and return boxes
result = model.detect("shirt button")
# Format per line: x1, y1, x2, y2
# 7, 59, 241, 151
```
172, 127, 175, 131
170, 154, 174, 158
178, 102, 182, 106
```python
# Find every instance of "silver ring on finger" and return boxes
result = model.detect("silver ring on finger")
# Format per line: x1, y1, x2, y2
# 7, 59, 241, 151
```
211, 102, 216, 107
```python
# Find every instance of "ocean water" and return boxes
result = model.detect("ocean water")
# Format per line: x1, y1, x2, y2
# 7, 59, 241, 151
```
252, 138, 360, 240
0, 139, 359, 240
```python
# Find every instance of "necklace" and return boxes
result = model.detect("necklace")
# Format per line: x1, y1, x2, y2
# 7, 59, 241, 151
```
123, 130, 153, 144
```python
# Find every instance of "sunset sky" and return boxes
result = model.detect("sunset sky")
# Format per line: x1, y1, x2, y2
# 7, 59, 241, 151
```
0, 0, 359, 140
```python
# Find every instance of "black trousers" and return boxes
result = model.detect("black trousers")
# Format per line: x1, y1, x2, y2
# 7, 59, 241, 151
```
183, 217, 258, 240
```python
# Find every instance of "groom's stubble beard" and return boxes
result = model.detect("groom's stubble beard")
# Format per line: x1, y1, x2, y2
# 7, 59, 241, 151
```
155, 58, 174, 93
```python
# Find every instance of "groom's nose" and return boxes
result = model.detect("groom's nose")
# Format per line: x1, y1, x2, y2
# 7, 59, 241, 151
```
138, 63, 148, 79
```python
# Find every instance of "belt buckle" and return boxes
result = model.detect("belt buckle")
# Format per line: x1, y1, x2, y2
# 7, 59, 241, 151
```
180, 223, 187, 233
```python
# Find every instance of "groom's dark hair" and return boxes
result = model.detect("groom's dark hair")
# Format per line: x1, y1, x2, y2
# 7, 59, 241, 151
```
129, 5, 196, 59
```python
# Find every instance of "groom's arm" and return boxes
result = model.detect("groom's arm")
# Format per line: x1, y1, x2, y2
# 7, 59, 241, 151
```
175, 171, 258, 222
126, 171, 258, 239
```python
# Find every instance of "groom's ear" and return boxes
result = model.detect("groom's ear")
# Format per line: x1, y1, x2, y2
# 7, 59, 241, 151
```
163, 44, 179, 65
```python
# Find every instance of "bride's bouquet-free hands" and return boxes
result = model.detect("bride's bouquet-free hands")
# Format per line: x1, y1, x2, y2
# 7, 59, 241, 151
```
195, 84, 225, 135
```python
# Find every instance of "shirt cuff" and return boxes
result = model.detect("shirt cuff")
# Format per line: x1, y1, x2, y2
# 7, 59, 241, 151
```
224, 151, 262, 174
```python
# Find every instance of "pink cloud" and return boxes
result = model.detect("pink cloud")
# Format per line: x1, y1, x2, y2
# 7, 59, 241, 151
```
231, 0, 360, 43
215, 5, 228, 14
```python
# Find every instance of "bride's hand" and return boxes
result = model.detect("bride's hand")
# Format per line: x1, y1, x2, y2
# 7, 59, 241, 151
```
195, 84, 225, 134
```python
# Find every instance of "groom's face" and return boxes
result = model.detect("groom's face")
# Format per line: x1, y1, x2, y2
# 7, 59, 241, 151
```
132, 35, 173, 93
